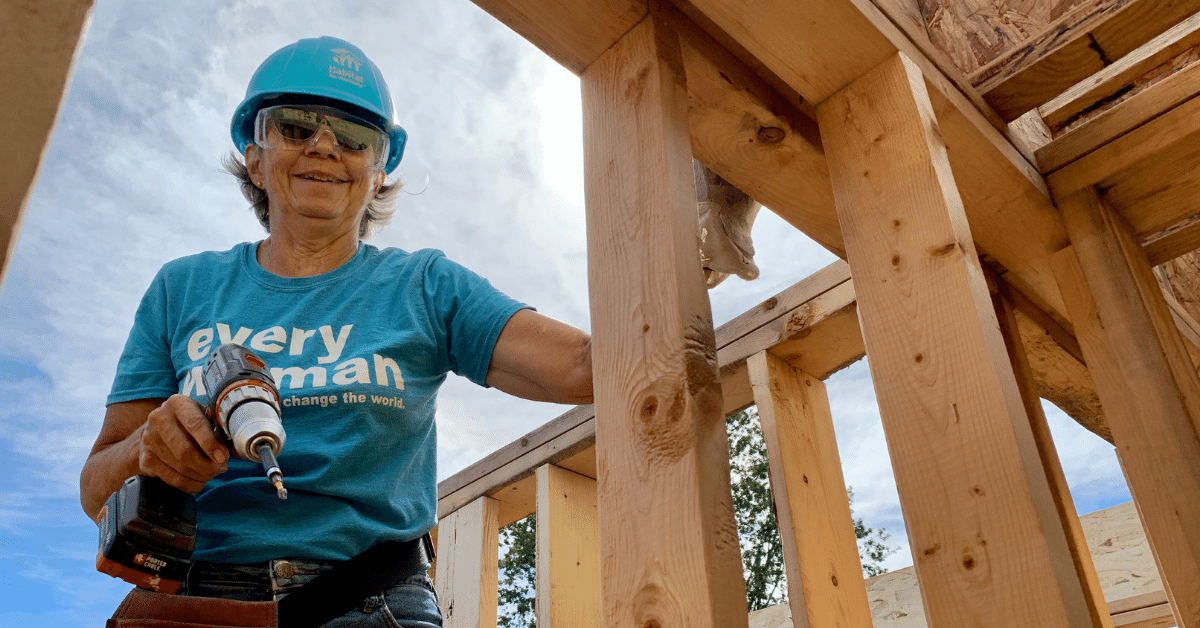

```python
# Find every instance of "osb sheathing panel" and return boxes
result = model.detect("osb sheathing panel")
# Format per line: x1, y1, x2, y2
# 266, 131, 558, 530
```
918, 0, 1090, 75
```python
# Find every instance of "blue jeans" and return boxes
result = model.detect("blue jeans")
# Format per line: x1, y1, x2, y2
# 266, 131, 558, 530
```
182, 558, 443, 627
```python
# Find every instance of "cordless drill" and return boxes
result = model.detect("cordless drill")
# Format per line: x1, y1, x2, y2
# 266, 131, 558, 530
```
95, 343, 288, 594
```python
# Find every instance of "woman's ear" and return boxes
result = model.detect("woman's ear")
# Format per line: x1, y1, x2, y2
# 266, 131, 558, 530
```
245, 145, 264, 188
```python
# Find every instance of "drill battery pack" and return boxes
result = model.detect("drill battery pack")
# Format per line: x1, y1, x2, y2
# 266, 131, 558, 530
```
96, 475, 197, 594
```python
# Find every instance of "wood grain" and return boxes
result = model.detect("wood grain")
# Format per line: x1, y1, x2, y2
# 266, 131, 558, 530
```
989, 271, 1115, 628
919, 0, 1089, 76
1, 0, 94, 288
435, 496, 500, 628
748, 351, 874, 628
971, 0, 1200, 121
581, 11, 748, 627
1037, 52, 1200, 174
536, 464, 601, 628
1040, 10, 1200, 132
1055, 188, 1200, 628
468, 0, 645, 73
818, 51, 1100, 628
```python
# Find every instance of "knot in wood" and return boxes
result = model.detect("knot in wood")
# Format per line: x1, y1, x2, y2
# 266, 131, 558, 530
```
756, 126, 785, 145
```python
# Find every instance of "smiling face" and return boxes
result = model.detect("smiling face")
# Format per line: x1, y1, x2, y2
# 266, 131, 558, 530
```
245, 119, 385, 238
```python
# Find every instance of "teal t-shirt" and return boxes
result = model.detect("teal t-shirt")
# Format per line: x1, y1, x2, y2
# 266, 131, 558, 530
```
108, 241, 528, 563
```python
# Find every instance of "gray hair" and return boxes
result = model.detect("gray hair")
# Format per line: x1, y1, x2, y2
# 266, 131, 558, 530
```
222, 152, 402, 238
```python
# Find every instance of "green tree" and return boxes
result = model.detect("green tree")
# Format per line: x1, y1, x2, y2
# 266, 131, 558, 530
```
497, 514, 538, 627
496, 406, 896, 624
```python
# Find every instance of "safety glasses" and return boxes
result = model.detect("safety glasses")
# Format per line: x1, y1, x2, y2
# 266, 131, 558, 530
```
255, 105, 389, 168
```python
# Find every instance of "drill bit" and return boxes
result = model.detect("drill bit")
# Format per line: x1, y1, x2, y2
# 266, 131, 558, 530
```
257, 444, 288, 500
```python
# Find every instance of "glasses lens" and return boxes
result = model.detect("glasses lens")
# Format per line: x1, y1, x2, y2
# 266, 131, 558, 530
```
256, 106, 388, 167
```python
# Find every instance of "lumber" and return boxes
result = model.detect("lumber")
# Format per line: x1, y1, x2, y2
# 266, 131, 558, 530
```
682, 0, 1074, 324
1040, 10, 1200, 133
671, 8, 842, 257
1046, 87, 1200, 267
747, 351, 873, 628
748, 502, 1173, 628
988, 272, 1114, 628
581, 11, 748, 627
817, 51, 1103, 628
1038, 52, 1200, 174
536, 464, 601, 628
1, 0, 94, 289
1054, 187, 1200, 628
435, 496, 500, 628
438, 262, 1113, 528
971, 0, 1200, 121
468, 0, 645, 73
916, 0, 1089, 76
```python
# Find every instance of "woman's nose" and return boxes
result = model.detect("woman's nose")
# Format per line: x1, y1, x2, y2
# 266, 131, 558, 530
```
304, 127, 340, 158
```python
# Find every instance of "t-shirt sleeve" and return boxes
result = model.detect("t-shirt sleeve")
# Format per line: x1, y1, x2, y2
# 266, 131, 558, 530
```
107, 268, 180, 404
422, 253, 531, 386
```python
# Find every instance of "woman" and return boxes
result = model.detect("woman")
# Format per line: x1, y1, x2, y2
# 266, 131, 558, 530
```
80, 36, 592, 627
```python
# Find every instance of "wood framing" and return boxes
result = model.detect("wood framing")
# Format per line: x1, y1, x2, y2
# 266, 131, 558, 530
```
469, 0, 645, 73
1039, 10, 1200, 133
536, 465, 601, 628
970, 0, 1200, 121
1036, 52, 1200, 174
1, 0, 94, 288
745, 502, 1172, 628
747, 351, 873, 628
1054, 186, 1200, 628
988, 273, 1114, 628
435, 496, 501, 628
581, 10, 748, 627
817, 51, 1103, 628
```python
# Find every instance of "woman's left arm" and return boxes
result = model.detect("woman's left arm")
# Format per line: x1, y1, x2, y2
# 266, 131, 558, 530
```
485, 309, 593, 405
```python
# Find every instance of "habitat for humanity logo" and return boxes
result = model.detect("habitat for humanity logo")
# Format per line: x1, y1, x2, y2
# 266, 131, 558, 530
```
329, 48, 364, 88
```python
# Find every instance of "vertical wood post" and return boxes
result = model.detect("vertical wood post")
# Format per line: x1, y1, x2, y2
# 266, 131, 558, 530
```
1052, 186, 1200, 628
815, 51, 1103, 628
988, 275, 1114, 628
536, 464, 601, 628
435, 496, 500, 628
746, 350, 873, 628
581, 9, 748, 628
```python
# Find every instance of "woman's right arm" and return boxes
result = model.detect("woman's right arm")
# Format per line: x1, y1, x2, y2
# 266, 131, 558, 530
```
80, 395, 230, 521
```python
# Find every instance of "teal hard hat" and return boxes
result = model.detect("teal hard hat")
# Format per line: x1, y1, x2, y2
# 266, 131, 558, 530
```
231, 36, 407, 173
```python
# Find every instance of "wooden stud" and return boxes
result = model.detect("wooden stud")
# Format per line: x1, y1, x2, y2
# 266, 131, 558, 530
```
435, 496, 500, 628
988, 272, 1115, 628
746, 350, 873, 628
816, 51, 1104, 628
581, 9, 748, 628
1053, 186, 1200, 628
536, 464, 601, 628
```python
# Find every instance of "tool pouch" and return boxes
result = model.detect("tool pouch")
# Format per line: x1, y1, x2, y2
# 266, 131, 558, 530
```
106, 588, 277, 628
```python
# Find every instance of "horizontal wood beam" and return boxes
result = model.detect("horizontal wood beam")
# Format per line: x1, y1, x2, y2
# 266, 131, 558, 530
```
971, 0, 1200, 122
1037, 51, 1200, 175
438, 260, 1111, 525
677, 0, 1075, 326
1046, 88, 1200, 267
468, 0, 646, 73
2, 0, 94, 289
1039, 9, 1200, 134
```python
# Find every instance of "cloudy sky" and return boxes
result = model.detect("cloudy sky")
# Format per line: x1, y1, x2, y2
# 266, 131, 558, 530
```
0, 0, 1130, 625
